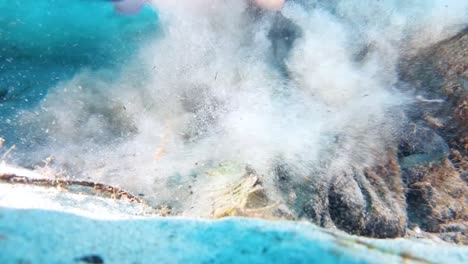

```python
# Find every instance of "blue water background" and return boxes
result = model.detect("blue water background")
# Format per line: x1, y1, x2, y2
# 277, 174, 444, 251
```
0, 0, 158, 143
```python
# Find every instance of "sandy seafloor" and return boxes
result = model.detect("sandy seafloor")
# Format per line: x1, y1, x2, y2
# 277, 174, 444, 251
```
0, 182, 467, 264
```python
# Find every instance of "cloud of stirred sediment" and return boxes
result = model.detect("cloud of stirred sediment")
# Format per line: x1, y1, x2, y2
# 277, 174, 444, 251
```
8, 0, 467, 209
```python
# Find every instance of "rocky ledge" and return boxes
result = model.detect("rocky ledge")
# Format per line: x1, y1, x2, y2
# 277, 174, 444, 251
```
194, 29, 468, 244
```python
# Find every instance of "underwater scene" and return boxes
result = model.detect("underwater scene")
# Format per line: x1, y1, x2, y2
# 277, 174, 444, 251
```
1, 0, 467, 263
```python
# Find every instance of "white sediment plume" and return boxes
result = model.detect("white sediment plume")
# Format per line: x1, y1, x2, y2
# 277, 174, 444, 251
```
11, 0, 468, 208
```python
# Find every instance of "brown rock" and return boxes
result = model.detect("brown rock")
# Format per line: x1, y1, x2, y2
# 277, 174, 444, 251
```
276, 153, 407, 238
403, 159, 467, 233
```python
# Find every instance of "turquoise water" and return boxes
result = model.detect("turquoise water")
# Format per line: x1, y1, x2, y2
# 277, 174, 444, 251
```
0, 0, 158, 140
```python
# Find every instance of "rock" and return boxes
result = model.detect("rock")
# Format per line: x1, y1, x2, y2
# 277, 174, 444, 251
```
354, 163, 407, 238
163, 162, 294, 219
210, 167, 292, 220
327, 172, 366, 234
402, 159, 467, 233
398, 123, 450, 169
275, 155, 407, 238
274, 163, 333, 227
399, 27, 467, 154
398, 27, 468, 242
